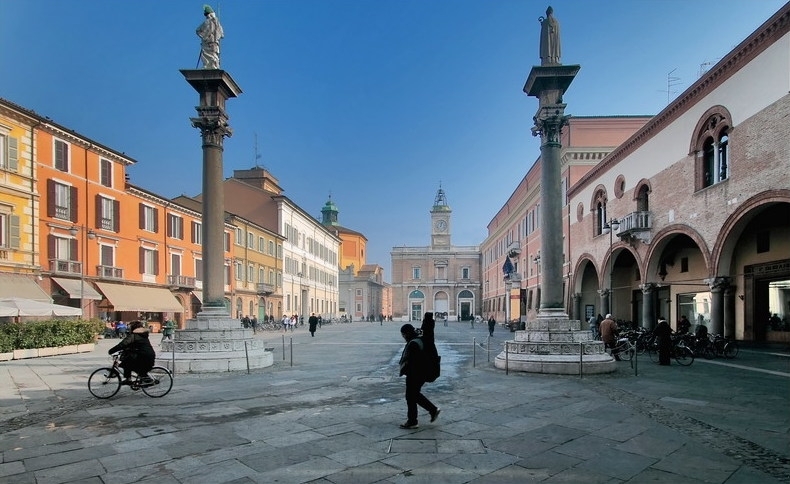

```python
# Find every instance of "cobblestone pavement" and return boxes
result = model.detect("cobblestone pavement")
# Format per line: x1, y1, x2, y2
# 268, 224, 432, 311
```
1, 321, 788, 483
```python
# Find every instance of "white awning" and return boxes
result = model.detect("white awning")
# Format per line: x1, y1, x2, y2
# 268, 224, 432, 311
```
52, 278, 103, 300
0, 274, 51, 302
0, 297, 82, 317
95, 283, 184, 312
191, 291, 203, 304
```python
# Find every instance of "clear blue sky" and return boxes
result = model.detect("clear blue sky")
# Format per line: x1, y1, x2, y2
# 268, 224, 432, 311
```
1, 1, 786, 280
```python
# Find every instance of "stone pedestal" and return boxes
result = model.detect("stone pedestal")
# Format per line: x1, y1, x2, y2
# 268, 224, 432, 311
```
157, 307, 273, 373
494, 316, 615, 374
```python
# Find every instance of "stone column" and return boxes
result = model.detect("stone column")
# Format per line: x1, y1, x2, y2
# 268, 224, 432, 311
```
707, 277, 729, 336
599, 289, 610, 317
572, 293, 581, 321
640, 283, 656, 330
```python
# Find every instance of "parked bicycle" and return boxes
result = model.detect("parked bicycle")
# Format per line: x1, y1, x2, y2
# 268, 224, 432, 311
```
705, 334, 740, 359
88, 353, 173, 399
648, 334, 695, 366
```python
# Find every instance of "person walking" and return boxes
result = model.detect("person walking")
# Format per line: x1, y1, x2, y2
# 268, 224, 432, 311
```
308, 313, 319, 337
160, 319, 175, 344
589, 314, 599, 340
599, 314, 620, 360
487, 315, 496, 337
398, 323, 440, 429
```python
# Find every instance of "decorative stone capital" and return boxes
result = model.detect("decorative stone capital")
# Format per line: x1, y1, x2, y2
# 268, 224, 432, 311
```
704, 276, 731, 292
640, 283, 657, 294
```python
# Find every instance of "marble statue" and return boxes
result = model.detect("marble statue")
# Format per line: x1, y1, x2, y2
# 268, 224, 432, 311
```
539, 6, 561, 65
197, 5, 224, 69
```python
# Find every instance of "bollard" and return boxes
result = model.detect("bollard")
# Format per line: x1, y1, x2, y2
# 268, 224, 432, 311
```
290, 338, 293, 367
505, 342, 509, 375
244, 340, 250, 374
282, 334, 286, 361
487, 336, 490, 363
634, 344, 638, 377
579, 342, 583, 378
171, 335, 176, 378
473, 337, 476, 367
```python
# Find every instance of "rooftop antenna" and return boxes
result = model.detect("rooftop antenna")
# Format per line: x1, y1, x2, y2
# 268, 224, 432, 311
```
698, 60, 718, 78
661, 68, 682, 105
253, 132, 262, 168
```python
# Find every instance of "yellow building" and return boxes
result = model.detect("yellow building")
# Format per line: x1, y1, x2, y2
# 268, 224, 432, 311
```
321, 196, 366, 275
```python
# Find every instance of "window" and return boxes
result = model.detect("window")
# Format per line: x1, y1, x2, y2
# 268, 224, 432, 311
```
191, 221, 202, 244
139, 204, 157, 232
54, 139, 69, 172
247, 264, 254, 282
0, 212, 19, 249
167, 214, 183, 239
100, 158, 112, 187
412, 267, 421, 280
195, 258, 203, 282
693, 107, 732, 190
224, 232, 230, 252
96, 195, 119, 232
259, 267, 265, 283
247, 232, 254, 249
171, 253, 181, 276
235, 261, 243, 280
49, 181, 74, 221
235, 228, 243, 245
258, 236, 265, 252
0, 132, 18, 171
680, 257, 689, 273
140, 247, 158, 275
462, 267, 470, 279
268, 240, 275, 255
99, 244, 115, 275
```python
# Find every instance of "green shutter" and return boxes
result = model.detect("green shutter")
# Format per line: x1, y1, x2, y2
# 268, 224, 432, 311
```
9, 215, 20, 249
8, 137, 18, 171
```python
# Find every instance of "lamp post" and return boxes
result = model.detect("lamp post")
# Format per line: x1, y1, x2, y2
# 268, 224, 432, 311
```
534, 252, 541, 309
601, 218, 620, 315
328, 279, 334, 319
69, 225, 96, 318
296, 272, 303, 319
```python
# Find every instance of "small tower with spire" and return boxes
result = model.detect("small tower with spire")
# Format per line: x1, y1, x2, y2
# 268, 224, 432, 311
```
430, 183, 451, 248
321, 194, 339, 226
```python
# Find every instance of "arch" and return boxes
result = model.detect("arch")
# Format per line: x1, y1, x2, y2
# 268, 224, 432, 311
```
409, 290, 425, 299
458, 290, 474, 298
689, 105, 733, 155
643, 225, 712, 282
690, 105, 733, 190
711, 190, 790, 275
590, 184, 608, 236
572, 254, 599, 292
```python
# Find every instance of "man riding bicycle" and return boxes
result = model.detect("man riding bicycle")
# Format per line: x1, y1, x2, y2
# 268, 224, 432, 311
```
108, 320, 156, 385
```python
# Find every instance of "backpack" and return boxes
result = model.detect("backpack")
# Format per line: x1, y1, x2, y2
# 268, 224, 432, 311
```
415, 336, 441, 383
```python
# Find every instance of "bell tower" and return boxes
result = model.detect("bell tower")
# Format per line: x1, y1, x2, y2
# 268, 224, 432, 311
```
430, 184, 451, 249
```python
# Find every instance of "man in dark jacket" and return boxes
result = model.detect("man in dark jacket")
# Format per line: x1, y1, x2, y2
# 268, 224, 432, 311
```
398, 322, 439, 429
308, 313, 319, 337
109, 321, 156, 384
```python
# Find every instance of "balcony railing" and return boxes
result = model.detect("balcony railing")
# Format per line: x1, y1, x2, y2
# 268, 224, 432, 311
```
617, 211, 652, 235
256, 282, 275, 295
168, 275, 196, 288
50, 259, 81, 275
96, 265, 124, 280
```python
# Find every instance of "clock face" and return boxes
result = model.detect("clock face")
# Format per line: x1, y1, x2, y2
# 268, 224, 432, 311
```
435, 219, 447, 232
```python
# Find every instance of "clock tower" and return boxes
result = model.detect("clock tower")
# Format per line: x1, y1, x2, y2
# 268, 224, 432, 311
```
430, 184, 451, 249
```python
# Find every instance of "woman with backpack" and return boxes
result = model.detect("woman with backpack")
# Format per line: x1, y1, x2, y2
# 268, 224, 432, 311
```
398, 320, 440, 429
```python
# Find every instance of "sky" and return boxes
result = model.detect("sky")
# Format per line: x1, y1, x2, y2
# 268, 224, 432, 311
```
1, 0, 786, 281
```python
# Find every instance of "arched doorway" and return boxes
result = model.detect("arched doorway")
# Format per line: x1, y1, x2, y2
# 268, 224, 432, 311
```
458, 290, 474, 320
433, 291, 449, 318
408, 290, 424, 321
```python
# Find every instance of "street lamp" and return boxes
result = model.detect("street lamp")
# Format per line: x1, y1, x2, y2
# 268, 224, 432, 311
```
69, 225, 96, 318
601, 218, 620, 315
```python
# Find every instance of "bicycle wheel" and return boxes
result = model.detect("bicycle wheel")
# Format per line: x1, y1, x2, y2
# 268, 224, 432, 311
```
142, 366, 173, 398
674, 346, 695, 366
88, 367, 122, 399
702, 345, 717, 359
617, 341, 634, 361
723, 341, 739, 359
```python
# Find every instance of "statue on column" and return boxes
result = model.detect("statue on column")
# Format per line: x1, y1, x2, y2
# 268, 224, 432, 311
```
197, 5, 224, 69
539, 6, 561, 66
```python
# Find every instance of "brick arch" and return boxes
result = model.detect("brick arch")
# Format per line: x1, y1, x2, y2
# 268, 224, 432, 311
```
572, 254, 599, 292
689, 105, 733, 155
712, 189, 790, 275
589, 183, 608, 209
631, 178, 652, 201
603, 242, 643, 288
644, 225, 712, 282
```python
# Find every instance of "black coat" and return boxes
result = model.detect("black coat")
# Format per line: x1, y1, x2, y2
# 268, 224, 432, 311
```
109, 328, 156, 365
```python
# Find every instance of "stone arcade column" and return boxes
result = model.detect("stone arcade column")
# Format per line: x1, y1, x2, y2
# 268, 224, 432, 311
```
707, 276, 730, 336
495, 6, 615, 374
641, 283, 656, 329
157, 69, 273, 373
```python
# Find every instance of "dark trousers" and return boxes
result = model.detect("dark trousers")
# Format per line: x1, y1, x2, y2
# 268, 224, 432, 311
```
405, 377, 437, 424
121, 354, 154, 380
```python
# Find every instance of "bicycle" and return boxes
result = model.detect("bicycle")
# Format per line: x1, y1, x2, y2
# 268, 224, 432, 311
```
611, 335, 636, 362
648, 334, 695, 366
88, 353, 173, 399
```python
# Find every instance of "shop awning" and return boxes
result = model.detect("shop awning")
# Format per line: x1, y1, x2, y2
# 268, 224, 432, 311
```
52, 277, 103, 300
191, 291, 203, 303
95, 282, 184, 312
0, 274, 51, 302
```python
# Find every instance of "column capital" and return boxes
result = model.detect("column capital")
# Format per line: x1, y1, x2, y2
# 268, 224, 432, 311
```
597, 288, 610, 297
704, 276, 731, 292
640, 282, 657, 294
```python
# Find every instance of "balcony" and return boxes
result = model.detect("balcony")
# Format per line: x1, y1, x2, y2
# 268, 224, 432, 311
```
168, 275, 196, 289
256, 282, 275, 295
617, 211, 652, 243
96, 265, 124, 280
50, 259, 81, 275
507, 240, 521, 257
